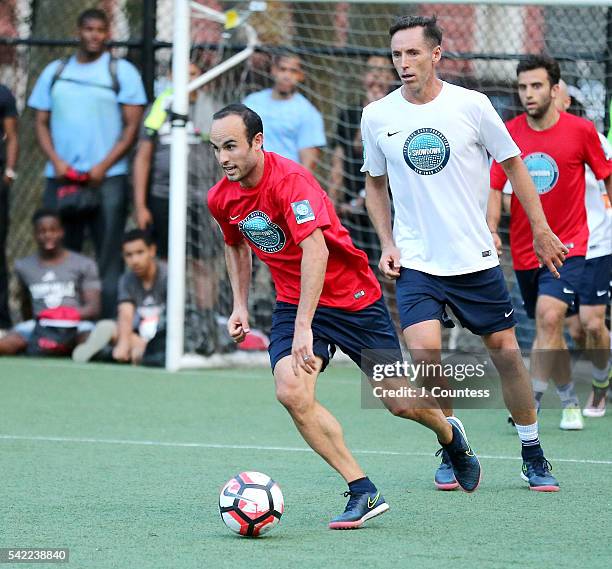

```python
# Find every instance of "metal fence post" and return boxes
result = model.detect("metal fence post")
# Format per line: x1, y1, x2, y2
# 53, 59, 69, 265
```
142, 0, 157, 101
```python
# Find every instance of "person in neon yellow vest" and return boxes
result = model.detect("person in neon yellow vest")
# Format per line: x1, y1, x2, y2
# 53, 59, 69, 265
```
133, 61, 222, 354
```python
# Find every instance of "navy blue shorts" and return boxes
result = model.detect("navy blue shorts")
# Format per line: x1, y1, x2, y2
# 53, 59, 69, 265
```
580, 254, 612, 306
566, 254, 612, 315
268, 298, 402, 374
515, 256, 585, 319
395, 266, 516, 336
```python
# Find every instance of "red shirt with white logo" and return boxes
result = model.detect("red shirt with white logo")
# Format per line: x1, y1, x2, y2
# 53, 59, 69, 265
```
208, 152, 381, 310
490, 112, 612, 270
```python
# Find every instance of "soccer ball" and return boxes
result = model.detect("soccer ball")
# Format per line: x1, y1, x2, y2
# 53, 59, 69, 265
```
219, 471, 284, 537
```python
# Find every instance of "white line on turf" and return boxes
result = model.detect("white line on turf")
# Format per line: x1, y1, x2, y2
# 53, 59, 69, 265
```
0, 434, 610, 465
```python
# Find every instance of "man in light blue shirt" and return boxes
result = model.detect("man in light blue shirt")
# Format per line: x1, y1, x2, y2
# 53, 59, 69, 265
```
28, 8, 146, 318
243, 52, 326, 173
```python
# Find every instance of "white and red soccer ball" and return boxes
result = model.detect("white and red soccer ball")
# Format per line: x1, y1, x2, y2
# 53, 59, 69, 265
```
219, 471, 284, 537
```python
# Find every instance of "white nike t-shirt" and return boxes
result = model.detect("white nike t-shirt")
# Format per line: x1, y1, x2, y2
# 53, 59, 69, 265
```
361, 82, 520, 276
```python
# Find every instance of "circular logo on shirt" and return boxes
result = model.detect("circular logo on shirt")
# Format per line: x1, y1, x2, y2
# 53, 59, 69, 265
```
524, 152, 559, 194
403, 128, 451, 175
295, 203, 310, 217
239, 211, 286, 254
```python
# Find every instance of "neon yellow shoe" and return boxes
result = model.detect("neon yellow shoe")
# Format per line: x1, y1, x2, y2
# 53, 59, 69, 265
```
560, 405, 584, 430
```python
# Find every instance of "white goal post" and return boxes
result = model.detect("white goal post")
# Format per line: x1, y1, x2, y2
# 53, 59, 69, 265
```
166, 0, 259, 371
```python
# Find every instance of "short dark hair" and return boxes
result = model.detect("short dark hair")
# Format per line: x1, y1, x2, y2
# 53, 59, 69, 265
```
122, 229, 153, 247
77, 8, 109, 28
516, 55, 560, 87
212, 104, 264, 146
389, 15, 443, 47
32, 208, 61, 227
271, 48, 301, 68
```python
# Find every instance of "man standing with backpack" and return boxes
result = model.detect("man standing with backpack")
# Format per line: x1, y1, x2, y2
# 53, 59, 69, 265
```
28, 8, 147, 318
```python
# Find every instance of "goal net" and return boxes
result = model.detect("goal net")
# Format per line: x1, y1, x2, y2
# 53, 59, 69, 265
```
170, 0, 612, 368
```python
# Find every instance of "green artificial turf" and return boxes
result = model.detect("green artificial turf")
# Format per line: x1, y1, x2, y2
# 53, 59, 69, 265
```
0, 357, 610, 569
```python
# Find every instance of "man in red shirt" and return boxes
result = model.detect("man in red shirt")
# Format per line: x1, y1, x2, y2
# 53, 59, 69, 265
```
488, 55, 612, 431
208, 104, 482, 529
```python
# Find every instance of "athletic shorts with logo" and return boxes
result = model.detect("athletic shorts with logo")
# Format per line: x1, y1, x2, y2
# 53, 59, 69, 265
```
395, 266, 517, 335
515, 256, 586, 319
565, 254, 611, 315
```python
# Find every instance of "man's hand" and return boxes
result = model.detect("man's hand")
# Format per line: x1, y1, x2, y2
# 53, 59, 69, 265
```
88, 164, 108, 187
491, 231, 503, 256
53, 160, 70, 179
291, 324, 316, 376
112, 342, 130, 362
227, 308, 250, 343
130, 343, 146, 365
135, 206, 153, 230
378, 245, 401, 279
533, 226, 568, 278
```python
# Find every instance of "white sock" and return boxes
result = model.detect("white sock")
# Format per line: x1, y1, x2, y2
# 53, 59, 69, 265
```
515, 421, 540, 447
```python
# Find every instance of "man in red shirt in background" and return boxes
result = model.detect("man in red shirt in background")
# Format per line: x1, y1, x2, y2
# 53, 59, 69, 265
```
208, 104, 482, 529
488, 55, 612, 431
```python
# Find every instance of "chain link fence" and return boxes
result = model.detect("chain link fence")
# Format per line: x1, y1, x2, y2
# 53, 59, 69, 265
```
1, 1, 610, 352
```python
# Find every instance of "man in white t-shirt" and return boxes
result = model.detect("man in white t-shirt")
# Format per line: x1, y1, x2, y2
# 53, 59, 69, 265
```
362, 15, 567, 492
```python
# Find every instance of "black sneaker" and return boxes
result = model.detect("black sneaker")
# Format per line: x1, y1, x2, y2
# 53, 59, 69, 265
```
442, 417, 481, 493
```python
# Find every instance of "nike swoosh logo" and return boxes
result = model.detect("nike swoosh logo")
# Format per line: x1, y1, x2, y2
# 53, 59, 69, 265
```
563, 288, 575, 294
596, 290, 608, 296
387, 131, 401, 137
504, 309, 514, 318
367, 491, 380, 509
229, 214, 241, 221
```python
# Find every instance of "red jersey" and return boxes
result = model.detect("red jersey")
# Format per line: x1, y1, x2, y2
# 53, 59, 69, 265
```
208, 152, 381, 311
490, 112, 612, 270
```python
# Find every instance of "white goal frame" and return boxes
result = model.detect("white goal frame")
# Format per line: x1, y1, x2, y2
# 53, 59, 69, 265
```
166, 0, 258, 371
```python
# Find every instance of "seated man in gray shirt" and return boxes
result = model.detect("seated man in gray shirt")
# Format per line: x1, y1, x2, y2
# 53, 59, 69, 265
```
73, 229, 166, 364
0, 209, 101, 355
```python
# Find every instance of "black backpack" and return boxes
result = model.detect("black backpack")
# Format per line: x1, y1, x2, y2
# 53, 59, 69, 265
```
50, 55, 120, 94
26, 321, 79, 357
